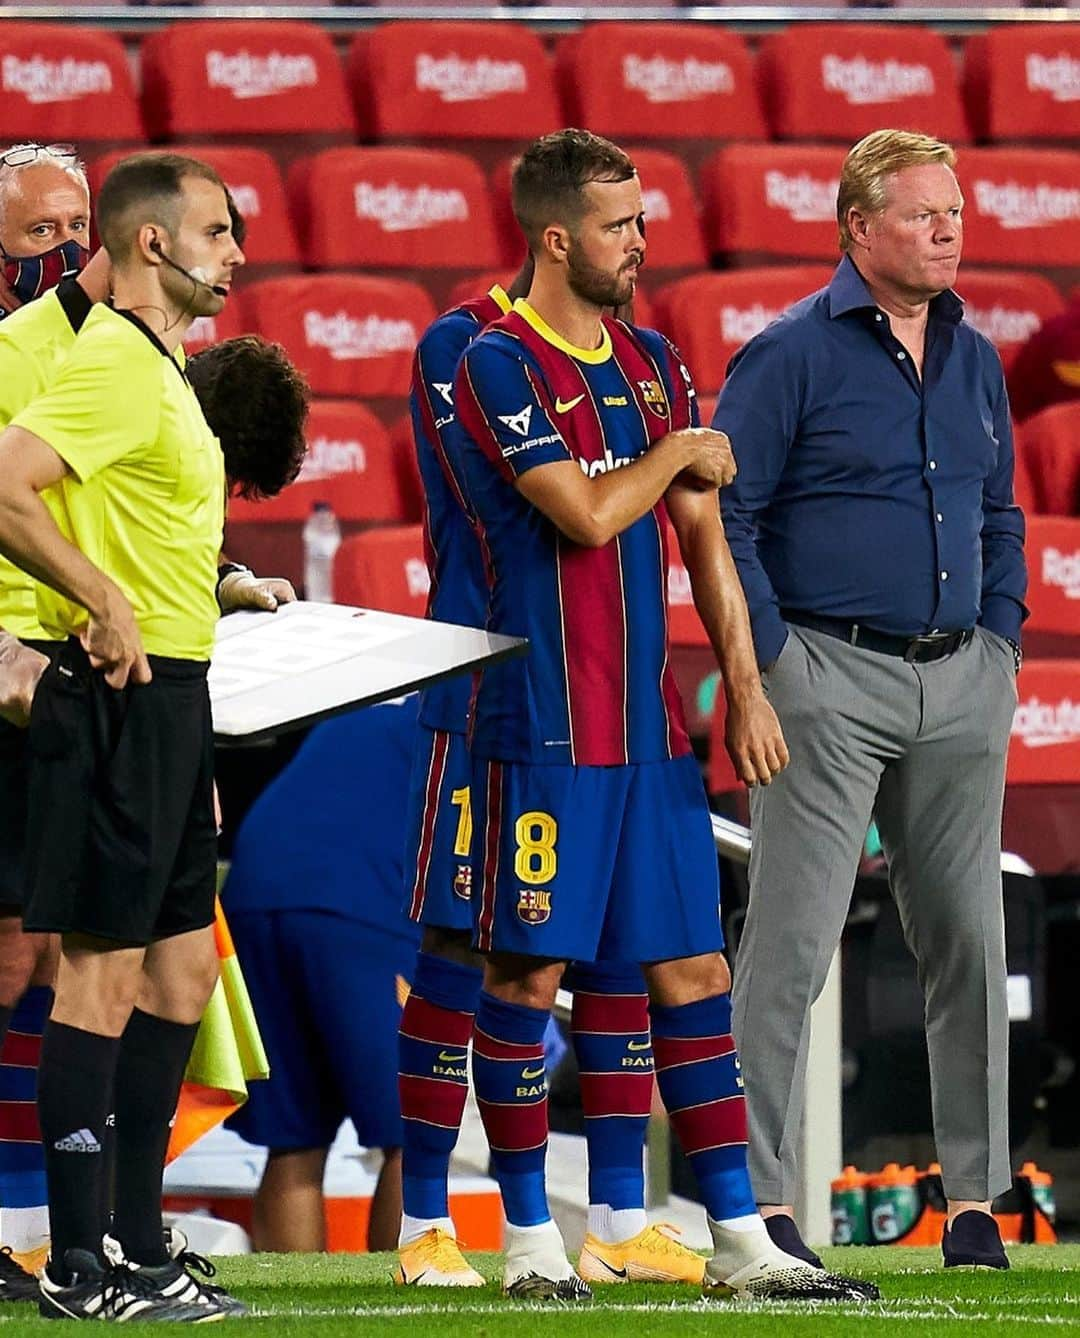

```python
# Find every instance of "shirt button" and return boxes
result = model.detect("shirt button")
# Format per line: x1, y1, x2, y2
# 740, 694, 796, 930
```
936, 512, 943, 522
897, 351, 906, 360
875, 313, 884, 322
941, 571, 949, 581
929, 460, 937, 470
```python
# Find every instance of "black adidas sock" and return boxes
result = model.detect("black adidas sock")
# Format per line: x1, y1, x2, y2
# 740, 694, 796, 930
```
111, 1009, 198, 1266
37, 1020, 121, 1274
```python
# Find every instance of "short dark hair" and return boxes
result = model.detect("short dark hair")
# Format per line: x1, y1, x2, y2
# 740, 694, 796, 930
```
96, 152, 227, 262
187, 337, 310, 501
225, 189, 247, 249
511, 129, 636, 251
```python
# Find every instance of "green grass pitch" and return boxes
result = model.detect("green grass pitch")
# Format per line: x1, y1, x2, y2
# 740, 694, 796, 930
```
6, 1245, 1080, 1334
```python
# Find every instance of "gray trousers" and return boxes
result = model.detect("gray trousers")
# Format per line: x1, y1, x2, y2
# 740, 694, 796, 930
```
731, 623, 1017, 1204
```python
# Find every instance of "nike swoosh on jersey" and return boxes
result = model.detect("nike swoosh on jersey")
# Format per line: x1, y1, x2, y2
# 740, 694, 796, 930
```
554, 394, 586, 414
520, 1065, 545, 1080
438, 1051, 468, 1063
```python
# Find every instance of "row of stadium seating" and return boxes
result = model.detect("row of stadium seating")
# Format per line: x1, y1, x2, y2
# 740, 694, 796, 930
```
187, 264, 1077, 411
6, 19, 1080, 147
84, 142, 1080, 284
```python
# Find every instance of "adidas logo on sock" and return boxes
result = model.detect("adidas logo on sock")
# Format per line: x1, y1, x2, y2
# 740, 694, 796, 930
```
53, 1128, 101, 1153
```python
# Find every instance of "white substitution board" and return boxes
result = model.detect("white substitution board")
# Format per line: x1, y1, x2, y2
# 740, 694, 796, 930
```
210, 601, 525, 745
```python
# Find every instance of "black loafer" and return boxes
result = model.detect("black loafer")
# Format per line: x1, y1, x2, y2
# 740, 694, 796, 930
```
764, 1215, 824, 1270
942, 1211, 1009, 1269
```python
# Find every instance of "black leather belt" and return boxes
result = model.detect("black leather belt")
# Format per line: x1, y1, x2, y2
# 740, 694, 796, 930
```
783, 612, 974, 664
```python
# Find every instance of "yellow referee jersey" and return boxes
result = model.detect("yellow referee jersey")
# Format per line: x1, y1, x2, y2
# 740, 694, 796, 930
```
13, 305, 225, 662
0, 283, 92, 642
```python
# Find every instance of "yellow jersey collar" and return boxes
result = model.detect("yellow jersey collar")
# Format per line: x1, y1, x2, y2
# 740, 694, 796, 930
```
488, 284, 512, 315
512, 298, 612, 365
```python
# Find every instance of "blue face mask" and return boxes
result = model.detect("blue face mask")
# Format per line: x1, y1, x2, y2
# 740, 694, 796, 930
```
1, 237, 88, 309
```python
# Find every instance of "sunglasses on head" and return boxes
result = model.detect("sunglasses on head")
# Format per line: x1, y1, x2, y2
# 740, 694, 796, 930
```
0, 143, 78, 169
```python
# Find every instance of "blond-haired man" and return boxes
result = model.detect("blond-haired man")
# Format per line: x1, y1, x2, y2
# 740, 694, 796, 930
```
714, 129, 1026, 1269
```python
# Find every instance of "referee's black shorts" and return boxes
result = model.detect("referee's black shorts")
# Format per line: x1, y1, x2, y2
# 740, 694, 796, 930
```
0, 638, 60, 914
23, 638, 217, 946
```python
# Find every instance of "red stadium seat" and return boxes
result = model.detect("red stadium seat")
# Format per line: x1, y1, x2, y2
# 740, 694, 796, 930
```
558, 24, 765, 151
349, 22, 560, 149
0, 24, 141, 145
1015, 401, 1080, 516
92, 146, 298, 273
140, 22, 353, 148
289, 148, 499, 289
632, 148, 707, 273
758, 24, 967, 144
959, 148, 1080, 270
228, 400, 413, 525
700, 145, 846, 264
655, 266, 833, 393
388, 413, 424, 523
333, 525, 430, 617
966, 25, 1080, 144
182, 302, 247, 358
243, 274, 436, 403
956, 269, 1066, 372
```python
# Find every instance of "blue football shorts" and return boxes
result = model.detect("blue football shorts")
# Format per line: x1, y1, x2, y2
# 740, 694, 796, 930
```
469, 753, 724, 963
402, 727, 475, 933
226, 911, 417, 1151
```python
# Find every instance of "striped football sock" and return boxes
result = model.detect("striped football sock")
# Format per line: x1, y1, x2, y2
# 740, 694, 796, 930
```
0, 988, 50, 1230
472, 991, 550, 1228
398, 953, 482, 1235
650, 994, 757, 1224
569, 961, 651, 1239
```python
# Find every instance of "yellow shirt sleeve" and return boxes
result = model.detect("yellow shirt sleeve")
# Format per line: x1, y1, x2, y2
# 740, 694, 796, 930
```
12, 319, 161, 483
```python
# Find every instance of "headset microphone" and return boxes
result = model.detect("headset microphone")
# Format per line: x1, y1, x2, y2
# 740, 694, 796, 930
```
151, 241, 229, 298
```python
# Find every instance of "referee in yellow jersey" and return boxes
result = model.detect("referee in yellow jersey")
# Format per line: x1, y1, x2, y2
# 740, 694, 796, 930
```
0, 153, 244, 1322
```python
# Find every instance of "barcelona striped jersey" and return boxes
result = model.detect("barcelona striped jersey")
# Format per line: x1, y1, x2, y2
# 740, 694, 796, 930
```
410, 287, 511, 735
456, 298, 699, 767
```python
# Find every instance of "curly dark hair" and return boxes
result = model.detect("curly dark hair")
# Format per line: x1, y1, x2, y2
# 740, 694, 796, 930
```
187, 336, 310, 500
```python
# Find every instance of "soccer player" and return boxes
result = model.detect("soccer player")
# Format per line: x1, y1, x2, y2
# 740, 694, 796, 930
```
453, 130, 875, 1302
225, 696, 423, 1254
399, 263, 705, 1292
0, 152, 245, 1321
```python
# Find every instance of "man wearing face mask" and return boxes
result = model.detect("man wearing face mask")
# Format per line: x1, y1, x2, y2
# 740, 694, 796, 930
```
0, 142, 110, 1301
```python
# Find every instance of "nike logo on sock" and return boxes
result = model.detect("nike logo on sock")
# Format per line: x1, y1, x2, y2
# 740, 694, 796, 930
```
438, 1051, 468, 1063
627, 1040, 651, 1052
520, 1065, 545, 1080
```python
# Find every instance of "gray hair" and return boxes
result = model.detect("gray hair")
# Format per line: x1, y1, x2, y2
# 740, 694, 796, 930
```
0, 144, 89, 212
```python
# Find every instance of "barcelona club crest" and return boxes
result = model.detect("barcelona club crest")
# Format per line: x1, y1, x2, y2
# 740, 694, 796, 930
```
516, 888, 552, 926
453, 864, 473, 901
638, 379, 668, 418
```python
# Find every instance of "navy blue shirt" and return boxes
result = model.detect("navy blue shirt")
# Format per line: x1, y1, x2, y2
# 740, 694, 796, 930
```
222, 696, 422, 949
713, 256, 1028, 669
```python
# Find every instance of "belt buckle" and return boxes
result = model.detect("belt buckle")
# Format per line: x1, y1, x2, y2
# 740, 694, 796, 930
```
904, 633, 948, 663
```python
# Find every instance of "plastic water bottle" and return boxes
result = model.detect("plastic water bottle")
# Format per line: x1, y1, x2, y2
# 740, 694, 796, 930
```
302, 501, 341, 603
